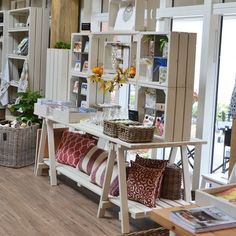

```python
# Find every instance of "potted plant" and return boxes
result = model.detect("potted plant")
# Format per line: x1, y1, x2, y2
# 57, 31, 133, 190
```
8, 90, 42, 124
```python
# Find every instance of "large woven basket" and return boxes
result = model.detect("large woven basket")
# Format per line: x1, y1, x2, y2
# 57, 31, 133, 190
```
118, 124, 155, 143
160, 164, 182, 200
0, 124, 39, 168
103, 120, 139, 138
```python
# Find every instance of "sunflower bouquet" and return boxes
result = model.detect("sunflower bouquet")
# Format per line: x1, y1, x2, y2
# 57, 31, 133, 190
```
88, 66, 132, 93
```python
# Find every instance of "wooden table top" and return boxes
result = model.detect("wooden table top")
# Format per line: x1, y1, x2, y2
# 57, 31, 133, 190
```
150, 204, 236, 236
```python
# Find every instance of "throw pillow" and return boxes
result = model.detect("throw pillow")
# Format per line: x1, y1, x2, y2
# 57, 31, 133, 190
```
135, 154, 167, 198
77, 145, 108, 175
90, 160, 119, 196
56, 130, 97, 167
127, 161, 163, 208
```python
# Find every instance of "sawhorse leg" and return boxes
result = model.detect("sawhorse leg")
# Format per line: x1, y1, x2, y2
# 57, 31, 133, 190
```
46, 119, 57, 186
97, 143, 116, 217
34, 119, 47, 176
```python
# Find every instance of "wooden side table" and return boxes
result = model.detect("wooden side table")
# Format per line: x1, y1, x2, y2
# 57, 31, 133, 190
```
150, 205, 236, 236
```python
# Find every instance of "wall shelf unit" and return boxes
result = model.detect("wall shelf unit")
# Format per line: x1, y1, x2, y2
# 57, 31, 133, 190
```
6, 6, 49, 99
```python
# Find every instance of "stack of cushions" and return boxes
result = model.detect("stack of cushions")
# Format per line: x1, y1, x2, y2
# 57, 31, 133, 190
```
56, 131, 182, 202
55, 131, 119, 196
127, 154, 182, 207
127, 155, 168, 207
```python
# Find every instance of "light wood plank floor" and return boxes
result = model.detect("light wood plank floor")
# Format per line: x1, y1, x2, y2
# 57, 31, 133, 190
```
0, 166, 159, 236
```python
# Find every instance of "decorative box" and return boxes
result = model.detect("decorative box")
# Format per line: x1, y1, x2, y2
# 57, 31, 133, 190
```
34, 103, 49, 117
196, 183, 236, 218
52, 109, 95, 123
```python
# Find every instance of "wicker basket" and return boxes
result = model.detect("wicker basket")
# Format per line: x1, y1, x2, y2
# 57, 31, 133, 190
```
0, 124, 39, 168
103, 120, 139, 138
160, 164, 182, 200
122, 227, 169, 236
118, 124, 155, 143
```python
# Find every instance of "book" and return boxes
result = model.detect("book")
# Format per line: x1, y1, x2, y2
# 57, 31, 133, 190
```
170, 206, 236, 233
82, 60, 89, 73
80, 83, 87, 96
213, 187, 236, 204
84, 41, 89, 53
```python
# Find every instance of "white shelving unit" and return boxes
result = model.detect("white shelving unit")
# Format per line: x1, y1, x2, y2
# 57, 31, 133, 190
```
6, 7, 49, 99
70, 33, 97, 107
68, 31, 196, 141
134, 32, 197, 141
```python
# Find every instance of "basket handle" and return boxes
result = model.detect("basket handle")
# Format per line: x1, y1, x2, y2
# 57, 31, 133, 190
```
27, 120, 32, 127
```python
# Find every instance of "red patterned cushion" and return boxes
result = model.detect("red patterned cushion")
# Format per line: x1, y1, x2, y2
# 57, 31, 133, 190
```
135, 154, 167, 198
77, 145, 108, 175
127, 161, 163, 208
56, 131, 97, 167
90, 160, 119, 196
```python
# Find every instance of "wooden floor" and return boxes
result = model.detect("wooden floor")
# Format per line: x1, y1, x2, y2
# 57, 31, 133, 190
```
0, 166, 159, 236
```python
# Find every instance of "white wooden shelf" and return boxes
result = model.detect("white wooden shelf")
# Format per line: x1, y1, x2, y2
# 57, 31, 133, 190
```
71, 70, 89, 78
43, 158, 190, 220
9, 7, 30, 15
8, 27, 29, 32
138, 80, 167, 90
8, 54, 27, 60
0, 23, 4, 27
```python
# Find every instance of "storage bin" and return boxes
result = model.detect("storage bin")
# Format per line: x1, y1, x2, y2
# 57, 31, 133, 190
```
0, 124, 39, 167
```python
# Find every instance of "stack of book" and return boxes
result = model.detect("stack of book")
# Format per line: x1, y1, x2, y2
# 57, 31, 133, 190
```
170, 205, 236, 233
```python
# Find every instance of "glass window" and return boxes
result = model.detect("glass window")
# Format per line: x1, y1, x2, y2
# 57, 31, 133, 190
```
212, 16, 236, 174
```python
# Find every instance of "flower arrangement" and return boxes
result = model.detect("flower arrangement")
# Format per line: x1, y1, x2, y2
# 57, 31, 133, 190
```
88, 66, 135, 93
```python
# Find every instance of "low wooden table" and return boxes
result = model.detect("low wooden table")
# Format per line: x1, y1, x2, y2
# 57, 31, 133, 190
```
150, 205, 236, 236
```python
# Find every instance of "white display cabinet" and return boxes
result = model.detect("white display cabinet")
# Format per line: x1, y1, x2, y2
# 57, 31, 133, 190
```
6, 7, 49, 98
69, 31, 196, 141
137, 32, 196, 89
70, 33, 97, 107
108, 0, 157, 32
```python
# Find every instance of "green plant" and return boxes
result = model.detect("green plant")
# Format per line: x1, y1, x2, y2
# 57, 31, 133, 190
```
54, 40, 71, 49
8, 91, 42, 124
143, 35, 154, 43
160, 37, 168, 53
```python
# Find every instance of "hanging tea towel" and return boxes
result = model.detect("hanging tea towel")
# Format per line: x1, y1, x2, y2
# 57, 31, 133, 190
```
18, 59, 29, 92
0, 59, 10, 106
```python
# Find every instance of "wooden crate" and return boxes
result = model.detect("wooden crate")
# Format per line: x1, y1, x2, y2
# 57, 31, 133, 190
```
34, 103, 49, 117
45, 48, 70, 101
196, 183, 236, 218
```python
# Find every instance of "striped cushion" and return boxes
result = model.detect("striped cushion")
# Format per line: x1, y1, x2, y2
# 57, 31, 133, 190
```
90, 160, 119, 196
77, 145, 108, 175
